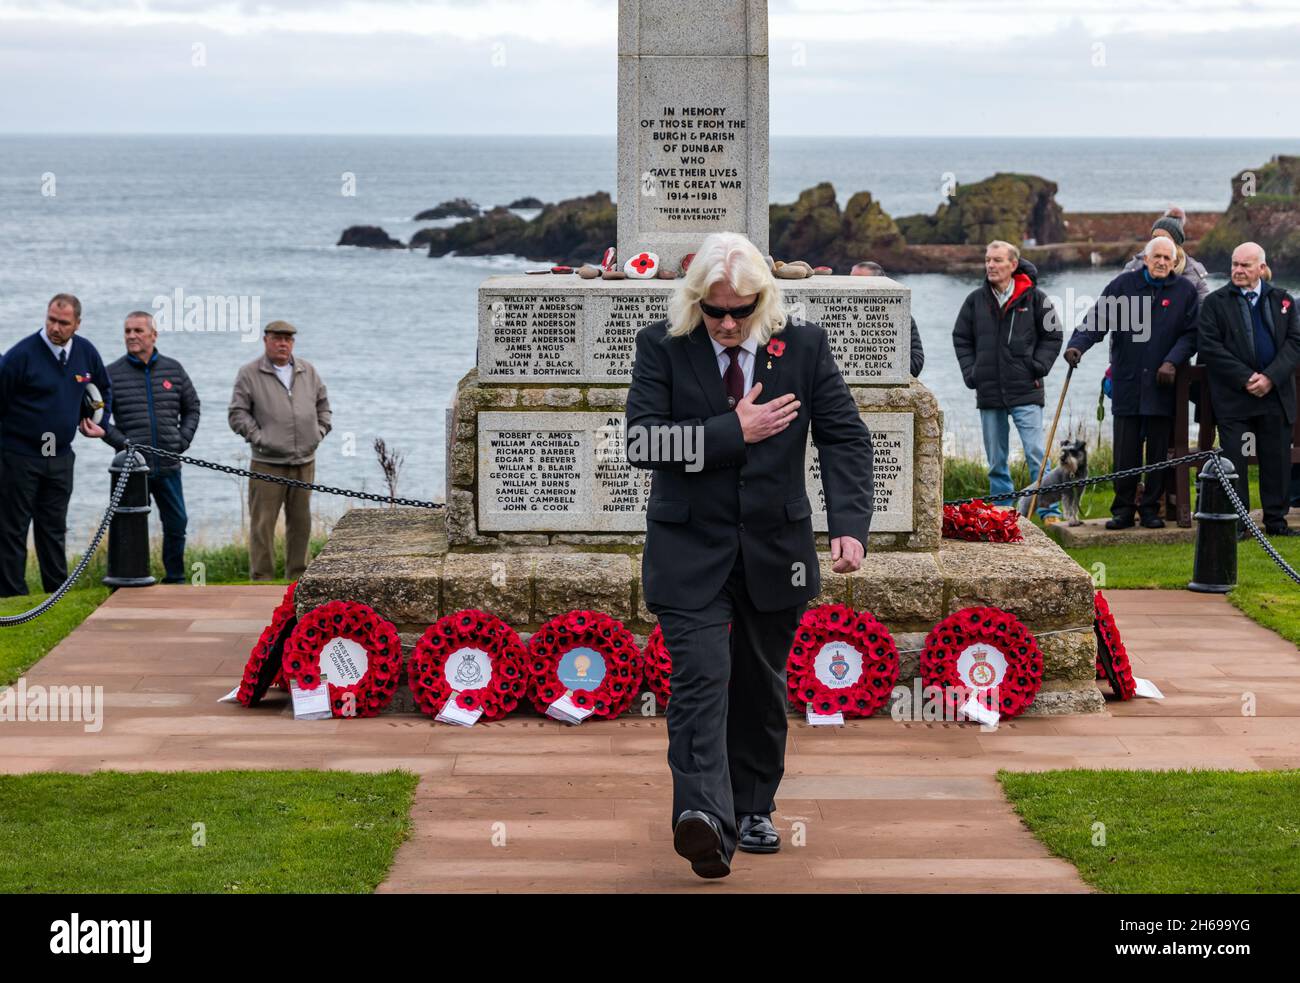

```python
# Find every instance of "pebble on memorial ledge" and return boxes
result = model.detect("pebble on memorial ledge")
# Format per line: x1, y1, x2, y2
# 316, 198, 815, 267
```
681, 252, 695, 273
776, 265, 810, 279
601, 269, 627, 280
601, 246, 617, 270
813, 265, 833, 275
624, 251, 659, 279
577, 265, 601, 279
525, 267, 551, 275
551, 265, 574, 274
656, 269, 678, 279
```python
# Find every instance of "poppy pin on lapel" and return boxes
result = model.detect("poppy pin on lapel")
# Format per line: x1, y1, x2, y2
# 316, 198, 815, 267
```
766, 338, 786, 369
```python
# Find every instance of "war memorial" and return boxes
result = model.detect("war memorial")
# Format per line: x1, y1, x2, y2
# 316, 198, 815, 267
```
297, 0, 1102, 717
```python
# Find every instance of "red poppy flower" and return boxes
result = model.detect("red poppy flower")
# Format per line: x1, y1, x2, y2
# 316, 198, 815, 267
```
767, 339, 786, 358
628, 253, 655, 276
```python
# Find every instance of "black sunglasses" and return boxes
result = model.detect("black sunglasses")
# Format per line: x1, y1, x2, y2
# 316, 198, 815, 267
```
699, 299, 759, 320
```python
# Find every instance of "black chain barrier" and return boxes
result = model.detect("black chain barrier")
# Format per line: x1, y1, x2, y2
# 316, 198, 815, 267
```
137, 444, 446, 510
943, 448, 1223, 507
0, 441, 442, 627
0, 459, 134, 627
3, 444, 1296, 627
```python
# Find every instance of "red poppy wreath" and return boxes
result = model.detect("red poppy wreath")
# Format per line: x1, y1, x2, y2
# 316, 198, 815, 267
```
1092, 591, 1136, 700
527, 610, 642, 721
942, 500, 1023, 543
236, 580, 298, 707
409, 609, 529, 723
920, 606, 1043, 719
642, 624, 673, 712
786, 604, 900, 718
281, 600, 403, 718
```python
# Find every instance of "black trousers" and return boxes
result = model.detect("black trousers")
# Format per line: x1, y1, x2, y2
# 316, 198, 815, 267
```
1111, 414, 1172, 520
650, 548, 803, 863
0, 451, 75, 597
1218, 413, 1293, 529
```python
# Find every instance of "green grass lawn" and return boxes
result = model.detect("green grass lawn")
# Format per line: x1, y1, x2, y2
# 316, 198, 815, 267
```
0, 770, 418, 893
999, 769, 1300, 893
0, 587, 110, 687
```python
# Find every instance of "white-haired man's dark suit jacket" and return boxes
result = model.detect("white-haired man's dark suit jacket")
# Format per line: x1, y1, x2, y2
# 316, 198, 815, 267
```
626, 315, 873, 868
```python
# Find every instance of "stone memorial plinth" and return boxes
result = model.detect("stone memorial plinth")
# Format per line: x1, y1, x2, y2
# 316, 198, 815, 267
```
617, 0, 768, 270
444, 369, 942, 550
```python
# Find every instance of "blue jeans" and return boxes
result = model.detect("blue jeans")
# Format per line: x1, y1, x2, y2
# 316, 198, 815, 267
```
148, 470, 189, 583
980, 405, 1061, 520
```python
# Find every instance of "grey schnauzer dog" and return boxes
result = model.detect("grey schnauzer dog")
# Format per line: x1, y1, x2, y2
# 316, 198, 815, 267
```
1019, 439, 1088, 525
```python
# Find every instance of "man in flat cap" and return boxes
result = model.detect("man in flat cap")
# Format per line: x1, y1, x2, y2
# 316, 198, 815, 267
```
228, 320, 332, 580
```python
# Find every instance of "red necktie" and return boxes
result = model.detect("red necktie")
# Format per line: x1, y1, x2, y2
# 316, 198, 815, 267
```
723, 347, 744, 409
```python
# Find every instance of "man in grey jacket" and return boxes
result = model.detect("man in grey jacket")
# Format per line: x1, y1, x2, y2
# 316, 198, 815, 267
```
228, 320, 332, 580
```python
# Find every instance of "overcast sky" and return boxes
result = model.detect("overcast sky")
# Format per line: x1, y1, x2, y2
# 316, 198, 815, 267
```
1, 0, 1296, 137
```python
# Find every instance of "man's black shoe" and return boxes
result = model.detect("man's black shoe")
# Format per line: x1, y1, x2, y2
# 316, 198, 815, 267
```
1266, 525, 1298, 538
1105, 516, 1135, 530
673, 810, 730, 878
1139, 515, 1165, 529
737, 813, 781, 854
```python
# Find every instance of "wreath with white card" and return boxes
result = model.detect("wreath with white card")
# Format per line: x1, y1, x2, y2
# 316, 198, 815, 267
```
920, 606, 1043, 720
526, 610, 642, 723
409, 609, 529, 724
281, 600, 403, 718
786, 604, 900, 719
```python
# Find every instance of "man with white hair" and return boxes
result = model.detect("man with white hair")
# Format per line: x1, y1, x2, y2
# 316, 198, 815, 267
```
1065, 237, 1198, 529
1198, 241, 1300, 537
1121, 206, 1211, 307
626, 231, 874, 878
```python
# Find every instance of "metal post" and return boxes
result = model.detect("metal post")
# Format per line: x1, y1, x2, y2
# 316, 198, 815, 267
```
1188, 456, 1238, 594
103, 450, 156, 588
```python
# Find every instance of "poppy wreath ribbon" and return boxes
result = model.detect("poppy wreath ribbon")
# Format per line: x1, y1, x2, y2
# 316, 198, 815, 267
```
942, 500, 1023, 543
236, 581, 298, 707
920, 606, 1043, 719
1093, 591, 1137, 700
527, 609, 642, 720
281, 600, 404, 718
786, 604, 900, 718
410, 609, 529, 722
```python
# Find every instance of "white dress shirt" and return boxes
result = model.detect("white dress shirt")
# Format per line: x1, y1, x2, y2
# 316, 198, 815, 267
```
41, 331, 73, 363
709, 334, 758, 399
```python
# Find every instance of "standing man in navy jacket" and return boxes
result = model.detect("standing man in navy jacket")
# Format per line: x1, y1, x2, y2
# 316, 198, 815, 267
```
1065, 237, 1198, 529
0, 294, 111, 596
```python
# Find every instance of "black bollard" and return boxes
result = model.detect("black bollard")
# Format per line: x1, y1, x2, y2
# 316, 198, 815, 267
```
1188, 456, 1238, 594
103, 450, 156, 588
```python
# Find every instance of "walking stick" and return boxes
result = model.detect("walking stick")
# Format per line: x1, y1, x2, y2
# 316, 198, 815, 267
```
1028, 363, 1073, 519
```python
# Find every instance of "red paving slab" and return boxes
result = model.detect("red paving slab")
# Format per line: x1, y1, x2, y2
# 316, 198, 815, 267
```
1, 585, 1297, 893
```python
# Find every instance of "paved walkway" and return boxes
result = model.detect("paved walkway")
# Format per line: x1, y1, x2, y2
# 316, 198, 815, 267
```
3, 586, 1298, 892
